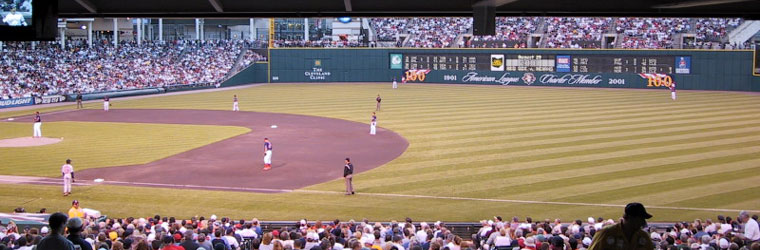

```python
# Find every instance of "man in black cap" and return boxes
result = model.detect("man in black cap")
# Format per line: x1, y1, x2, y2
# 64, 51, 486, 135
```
66, 217, 92, 250
588, 202, 654, 250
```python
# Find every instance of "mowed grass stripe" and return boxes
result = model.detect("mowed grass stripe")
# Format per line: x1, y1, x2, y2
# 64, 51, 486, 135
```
663, 186, 760, 211
351, 145, 760, 196
390, 99, 760, 130
354, 138, 760, 193
386, 128, 760, 187
407, 111, 759, 143
439, 147, 760, 198
400, 121, 760, 161
397, 107, 759, 136
386, 118, 760, 169
603, 175, 760, 206
552, 163, 760, 204
407, 119, 760, 152
483, 153, 760, 201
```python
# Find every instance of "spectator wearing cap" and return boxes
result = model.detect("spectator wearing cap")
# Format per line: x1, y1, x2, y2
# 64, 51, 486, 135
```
588, 202, 654, 250
66, 217, 93, 250
68, 200, 84, 219
180, 230, 200, 250
736, 211, 760, 245
37, 212, 75, 250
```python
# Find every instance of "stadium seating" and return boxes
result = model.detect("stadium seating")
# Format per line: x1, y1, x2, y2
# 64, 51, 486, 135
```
1, 212, 756, 250
0, 40, 266, 100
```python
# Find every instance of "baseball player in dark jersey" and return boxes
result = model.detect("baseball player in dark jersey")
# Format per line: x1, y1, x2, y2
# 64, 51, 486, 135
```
263, 138, 273, 170
344, 158, 354, 195
103, 96, 110, 111
376, 94, 382, 111
76, 92, 83, 109
370, 112, 377, 135
33, 111, 42, 138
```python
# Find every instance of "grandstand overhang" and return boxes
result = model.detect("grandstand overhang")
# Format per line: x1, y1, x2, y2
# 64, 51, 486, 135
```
58, 0, 760, 18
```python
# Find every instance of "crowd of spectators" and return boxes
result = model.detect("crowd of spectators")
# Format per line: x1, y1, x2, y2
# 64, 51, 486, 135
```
0, 39, 244, 100
272, 39, 368, 48
368, 18, 471, 48
370, 18, 409, 42
468, 17, 539, 48
1, 201, 759, 250
238, 50, 268, 70
694, 18, 743, 42
543, 17, 612, 49
615, 17, 690, 49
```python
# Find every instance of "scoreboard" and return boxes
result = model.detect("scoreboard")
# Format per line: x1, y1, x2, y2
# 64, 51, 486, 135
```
402, 53, 689, 74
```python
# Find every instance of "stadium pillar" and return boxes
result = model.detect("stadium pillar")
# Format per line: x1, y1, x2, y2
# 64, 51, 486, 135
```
88, 21, 93, 48
137, 18, 142, 45
159, 18, 163, 42
249, 18, 254, 41
201, 19, 205, 42
60, 27, 65, 49
195, 18, 200, 40
304, 18, 308, 41
113, 18, 118, 48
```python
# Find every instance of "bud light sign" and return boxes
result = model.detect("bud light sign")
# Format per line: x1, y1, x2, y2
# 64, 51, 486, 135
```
675, 56, 691, 74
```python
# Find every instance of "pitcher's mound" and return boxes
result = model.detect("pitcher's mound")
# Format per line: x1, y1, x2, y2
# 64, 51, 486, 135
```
0, 137, 62, 147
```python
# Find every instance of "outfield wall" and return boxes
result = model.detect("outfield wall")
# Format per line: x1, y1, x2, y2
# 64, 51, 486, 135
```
259, 49, 760, 92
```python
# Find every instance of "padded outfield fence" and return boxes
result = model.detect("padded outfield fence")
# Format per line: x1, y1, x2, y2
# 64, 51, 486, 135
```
258, 48, 760, 92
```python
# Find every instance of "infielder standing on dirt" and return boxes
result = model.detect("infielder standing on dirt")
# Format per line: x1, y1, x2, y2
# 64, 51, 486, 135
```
263, 138, 272, 171
370, 112, 377, 135
33, 111, 42, 138
103, 96, 110, 111
376, 94, 382, 111
233, 95, 240, 111
61, 159, 74, 196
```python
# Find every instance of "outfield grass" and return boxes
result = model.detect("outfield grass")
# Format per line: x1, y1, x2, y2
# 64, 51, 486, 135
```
2, 83, 759, 221
0, 121, 250, 176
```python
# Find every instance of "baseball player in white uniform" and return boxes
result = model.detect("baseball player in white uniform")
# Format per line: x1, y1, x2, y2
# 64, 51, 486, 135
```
61, 159, 74, 196
263, 138, 273, 170
33, 111, 42, 138
233, 95, 240, 111
392, 77, 398, 89
370, 112, 377, 135
103, 96, 110, 111
670, 82, 677, 100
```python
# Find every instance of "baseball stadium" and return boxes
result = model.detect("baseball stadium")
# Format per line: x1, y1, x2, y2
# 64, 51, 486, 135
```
1, 0, 760, 249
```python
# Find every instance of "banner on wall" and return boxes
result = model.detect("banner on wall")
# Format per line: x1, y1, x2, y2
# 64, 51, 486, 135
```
0, 97, 34, 109
675, 56, 691, 74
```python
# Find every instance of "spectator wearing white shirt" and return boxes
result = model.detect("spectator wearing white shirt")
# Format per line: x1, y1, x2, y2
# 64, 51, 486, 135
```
737, 211, 760, 244
3, 8, 27, 26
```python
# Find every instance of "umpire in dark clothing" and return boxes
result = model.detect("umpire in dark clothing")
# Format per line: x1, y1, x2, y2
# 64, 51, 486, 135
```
344, 158, 354, 195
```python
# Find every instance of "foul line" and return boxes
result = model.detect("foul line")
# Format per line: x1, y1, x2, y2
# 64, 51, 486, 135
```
0, 175, 757, 214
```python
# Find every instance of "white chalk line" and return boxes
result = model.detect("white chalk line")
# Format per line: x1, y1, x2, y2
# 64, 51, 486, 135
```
0, 175, 757, 214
